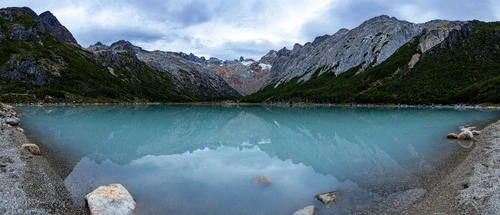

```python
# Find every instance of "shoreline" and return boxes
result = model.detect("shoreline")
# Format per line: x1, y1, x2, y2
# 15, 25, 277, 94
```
1, 103, 499, 214
9, 101, 500, 111
0, 126, 85, 214
401, 119, 500, 214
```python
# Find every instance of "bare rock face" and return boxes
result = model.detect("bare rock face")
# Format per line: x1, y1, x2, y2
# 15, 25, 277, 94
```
0, 55, 48, 85
84, 184, 136, 215
293, 205, 315, 215
215, 16, 466, 95
39, 11, 79, 45
418, 20, 463, 52
212, 61, 272, 95
21, 143, 41, 155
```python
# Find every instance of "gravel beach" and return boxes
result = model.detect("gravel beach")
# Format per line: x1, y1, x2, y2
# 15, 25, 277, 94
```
0, 125, 85, 214
401, 119, 500, 214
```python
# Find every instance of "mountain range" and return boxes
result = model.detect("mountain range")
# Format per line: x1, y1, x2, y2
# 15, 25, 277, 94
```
0, 7, 499, 104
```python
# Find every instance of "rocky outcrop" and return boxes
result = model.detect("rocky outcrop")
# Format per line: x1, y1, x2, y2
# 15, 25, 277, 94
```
0, 55, 49, 85
85, 184, 136, 215
1, 104, 21, 127
315, 190, 339, 206
292, 205, 315, 215
39, 11, 79, 45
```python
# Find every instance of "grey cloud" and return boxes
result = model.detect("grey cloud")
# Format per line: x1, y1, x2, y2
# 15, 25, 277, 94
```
299, 0, 497, 43
173, 1, 212, 26
124, 0, 213, 27
76, 27, 174, 48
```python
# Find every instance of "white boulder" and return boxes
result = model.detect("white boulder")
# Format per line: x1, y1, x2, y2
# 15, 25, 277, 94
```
457, 130, 473, 140
85, 184, 136, 215
293, 205, 315, 215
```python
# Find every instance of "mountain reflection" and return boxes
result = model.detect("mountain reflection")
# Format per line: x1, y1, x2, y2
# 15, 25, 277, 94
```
19, 105, 497, 213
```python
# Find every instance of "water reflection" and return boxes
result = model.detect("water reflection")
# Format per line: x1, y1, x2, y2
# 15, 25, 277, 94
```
19, 105, 498, 214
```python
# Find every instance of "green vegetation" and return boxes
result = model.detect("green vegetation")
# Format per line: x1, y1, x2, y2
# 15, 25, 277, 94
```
0, 12, 227, 103
245, 21, 500, 105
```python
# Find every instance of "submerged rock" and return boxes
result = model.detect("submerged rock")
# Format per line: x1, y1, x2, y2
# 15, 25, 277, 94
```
315, 190, 339, 205
21, 143, 41, 155
447, 133, 458, 139
256, 175, 272, 186
85, 184, 135, 215
293, 205, 315, 215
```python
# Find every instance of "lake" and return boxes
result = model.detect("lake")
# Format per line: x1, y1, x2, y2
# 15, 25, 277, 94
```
18, 105, 499, 214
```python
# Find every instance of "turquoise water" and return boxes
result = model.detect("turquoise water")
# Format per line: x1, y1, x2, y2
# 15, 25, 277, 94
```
19, 105, 498, 214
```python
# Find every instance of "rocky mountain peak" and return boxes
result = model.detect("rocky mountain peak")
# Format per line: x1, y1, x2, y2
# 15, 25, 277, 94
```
109, 40, 142, 54
87, 42, 109, 53
0, 7, 38, 20
39, 11, 79, 45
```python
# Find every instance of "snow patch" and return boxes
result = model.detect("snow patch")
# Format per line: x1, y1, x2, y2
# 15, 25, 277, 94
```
259, 63, 272, 70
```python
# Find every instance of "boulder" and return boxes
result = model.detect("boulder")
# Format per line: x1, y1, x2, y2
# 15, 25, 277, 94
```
21, 143, 41, 155
293, 205, 315, 215
457, 130, 473, 140
85, 184, 136, 215
447, 133, 458, 139
471, 130, 481, 135
256, 176, 272, 186
315, 190, 339, 205
5, 117, 20, 126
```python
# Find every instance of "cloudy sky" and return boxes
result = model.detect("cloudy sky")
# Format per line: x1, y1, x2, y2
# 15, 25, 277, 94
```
1, 0, 499, 60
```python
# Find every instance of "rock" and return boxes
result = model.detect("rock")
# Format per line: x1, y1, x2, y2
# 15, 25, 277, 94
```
21, 143, 41, 155
315, 190, 339, 205
293, 205, 315, 215
2, 104, 15, 112
471, 130, 481, 135
16, 127, 24, 133
447, 133, 458, 139
457, 130, 474, 140
5, 117, 20, 126
256, 176, 272, 185
85, 184, 136, 215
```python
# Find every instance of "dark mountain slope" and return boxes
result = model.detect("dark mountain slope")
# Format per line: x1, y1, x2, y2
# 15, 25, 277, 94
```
245, 21, 500, 105
0, 7, 237, 103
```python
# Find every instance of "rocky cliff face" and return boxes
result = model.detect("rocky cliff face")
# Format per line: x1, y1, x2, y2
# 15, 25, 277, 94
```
39, 11, 79, 46
87, 40, 240, 98
216, 16, 465, 95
